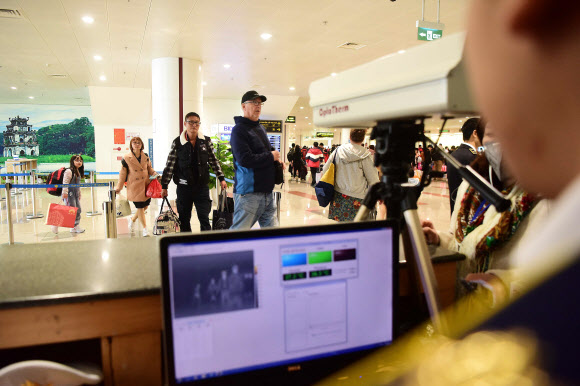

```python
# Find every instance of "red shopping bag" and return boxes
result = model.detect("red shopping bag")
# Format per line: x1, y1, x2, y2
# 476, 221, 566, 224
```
146, 178, 163, 198
45, 203, 78, 228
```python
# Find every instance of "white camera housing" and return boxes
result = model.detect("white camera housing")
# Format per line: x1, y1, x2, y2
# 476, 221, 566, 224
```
309, 32, 476, 128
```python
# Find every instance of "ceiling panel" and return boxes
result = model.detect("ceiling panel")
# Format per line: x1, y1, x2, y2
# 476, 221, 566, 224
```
0, 0, 470, 117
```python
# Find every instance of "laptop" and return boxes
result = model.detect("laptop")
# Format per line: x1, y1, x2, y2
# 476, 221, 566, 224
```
159, 220, 398, 385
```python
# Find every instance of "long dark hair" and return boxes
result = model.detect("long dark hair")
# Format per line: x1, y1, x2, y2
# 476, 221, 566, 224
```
69, 154, 84, 178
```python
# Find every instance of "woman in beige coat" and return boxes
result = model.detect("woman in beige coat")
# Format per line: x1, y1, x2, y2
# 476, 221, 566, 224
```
115, 136, 158, 236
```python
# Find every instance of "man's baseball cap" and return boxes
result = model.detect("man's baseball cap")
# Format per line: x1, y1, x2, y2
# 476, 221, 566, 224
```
241, 90, 267, 103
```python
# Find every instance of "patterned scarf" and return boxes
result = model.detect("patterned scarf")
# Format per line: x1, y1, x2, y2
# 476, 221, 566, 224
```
455, 185, 537, 272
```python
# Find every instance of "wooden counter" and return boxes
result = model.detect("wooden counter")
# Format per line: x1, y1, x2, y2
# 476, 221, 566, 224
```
0, 237, 463, 385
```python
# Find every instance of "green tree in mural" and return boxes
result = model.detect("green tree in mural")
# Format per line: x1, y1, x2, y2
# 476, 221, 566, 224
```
37, 117, 95, 157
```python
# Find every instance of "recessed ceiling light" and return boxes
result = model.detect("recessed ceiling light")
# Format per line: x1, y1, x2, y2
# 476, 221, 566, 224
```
260, 33, 272, 40
331, 73, 337, 77
202, 81, 207, 86
289, 86, 295, 91
300, 107, 304, 109
82, 16, 94, 24
223, 64, 231, 69
93, 55, 102, 61
309, 123, 311, 125
99, 75, 106, 81
28, 96, 34, 99
10, 86, 17, 90
305, 117, 308, 119
398, 50, 406, 54
459, 120, 463, 123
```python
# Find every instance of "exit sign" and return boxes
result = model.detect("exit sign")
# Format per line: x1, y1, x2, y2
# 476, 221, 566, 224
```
418, 27, 443, 41
285, 116, 296, 123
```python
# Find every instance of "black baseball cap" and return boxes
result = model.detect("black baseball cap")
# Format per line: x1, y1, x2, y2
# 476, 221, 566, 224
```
241, 90, 267, 103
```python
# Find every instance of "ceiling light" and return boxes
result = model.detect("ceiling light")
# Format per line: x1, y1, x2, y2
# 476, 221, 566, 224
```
305, 116, 308, 119
289, 86, 295, 91
82, 16, 94, 24
99, 75, 106, 81
223, 64, 231, 69
93, 55, 102, 61
300, 107, 304, 109
331, 73, 337, 77
202, 81, 207, 86
260, 33, 272, 40
398, 50, 406, 54
10, 86, 17, 90
459, 120, 463, 123
28, 96, 34, 99
309, 123, 311, 125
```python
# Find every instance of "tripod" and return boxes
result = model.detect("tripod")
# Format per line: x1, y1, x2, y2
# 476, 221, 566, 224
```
354, 118, 511, 334
354, 118, 447, 332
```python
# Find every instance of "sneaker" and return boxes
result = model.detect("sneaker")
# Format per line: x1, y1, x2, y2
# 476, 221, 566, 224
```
70, 226, 85, 233
142, 228, 149, 237
128, 220, 135, 232
51, 226, 58, 234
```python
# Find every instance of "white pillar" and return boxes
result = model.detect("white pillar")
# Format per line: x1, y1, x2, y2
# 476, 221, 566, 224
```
152, 57, 180, 173
182, 59, 203, 132
152, 57, 203, 200
341, 128, 350, 145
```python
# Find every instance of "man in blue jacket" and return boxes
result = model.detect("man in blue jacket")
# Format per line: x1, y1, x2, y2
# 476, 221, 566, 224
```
230, 90, 281, 230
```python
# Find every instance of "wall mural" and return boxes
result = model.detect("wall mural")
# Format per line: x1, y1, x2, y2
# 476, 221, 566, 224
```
0, 105, 94, 168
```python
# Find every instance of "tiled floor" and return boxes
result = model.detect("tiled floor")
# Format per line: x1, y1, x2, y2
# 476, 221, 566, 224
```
0, 173, 451, 245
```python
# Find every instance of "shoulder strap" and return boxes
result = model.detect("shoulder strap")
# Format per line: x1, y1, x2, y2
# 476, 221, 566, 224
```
250, 125, 271, 151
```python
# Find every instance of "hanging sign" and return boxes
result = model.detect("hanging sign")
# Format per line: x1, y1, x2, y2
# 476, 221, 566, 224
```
316, 132, 334, 138
418, 27, 443, 41
260, 120, 282, 133
285, 116, 296, 123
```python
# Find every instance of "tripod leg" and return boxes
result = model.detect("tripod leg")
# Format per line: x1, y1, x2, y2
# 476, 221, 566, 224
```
403, 208, 447, 334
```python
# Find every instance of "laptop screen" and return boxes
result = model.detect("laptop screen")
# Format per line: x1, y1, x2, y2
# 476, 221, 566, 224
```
160, 221, 397, 385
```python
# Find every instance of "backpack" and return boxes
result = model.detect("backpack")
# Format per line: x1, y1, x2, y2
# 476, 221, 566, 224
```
47, 167, 68, 196
287, 148, 295, 162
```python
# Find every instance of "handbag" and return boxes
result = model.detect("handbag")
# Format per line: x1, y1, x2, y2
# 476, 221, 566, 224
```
153, 197, 181, 235
146, 178, 162, 198
314, 152, 337, 207
116, 195, 131, 218
45, 202, 78, 228
274, 161, 284, 185
212, 190, 234, 230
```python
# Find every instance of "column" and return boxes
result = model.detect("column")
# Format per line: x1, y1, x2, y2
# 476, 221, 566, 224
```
152, 57, 203, 199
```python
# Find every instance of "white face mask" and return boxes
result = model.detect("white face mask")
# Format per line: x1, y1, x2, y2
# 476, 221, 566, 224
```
484, 141, 502, 181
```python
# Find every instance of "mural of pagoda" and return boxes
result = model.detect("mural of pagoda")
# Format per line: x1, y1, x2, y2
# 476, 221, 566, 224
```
3, 116, 40, 157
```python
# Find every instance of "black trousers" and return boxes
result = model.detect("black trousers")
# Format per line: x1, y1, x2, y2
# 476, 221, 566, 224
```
176, 184, 212, 232
310, 167, 319, 186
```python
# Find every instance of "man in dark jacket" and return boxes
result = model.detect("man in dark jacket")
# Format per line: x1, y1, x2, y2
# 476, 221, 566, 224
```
447, 118, 483, 214
230, 90, 280, 230
161, 112, 227, 232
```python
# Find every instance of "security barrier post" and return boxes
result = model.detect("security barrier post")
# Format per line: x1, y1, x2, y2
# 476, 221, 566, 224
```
274, 191, 281, 223
86, 171, 101, 216
103, 182, 118, 238
26, 171, 44, 219
5, 183, 14, 245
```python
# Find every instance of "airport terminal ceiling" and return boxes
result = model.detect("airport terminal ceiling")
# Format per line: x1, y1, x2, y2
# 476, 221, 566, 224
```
0, 0, 471, 136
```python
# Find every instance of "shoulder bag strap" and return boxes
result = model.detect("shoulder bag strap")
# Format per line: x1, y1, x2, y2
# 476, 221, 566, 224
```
250, 125, 272, 151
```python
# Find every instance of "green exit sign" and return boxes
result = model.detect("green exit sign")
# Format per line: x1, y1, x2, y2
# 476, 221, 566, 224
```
418, 27, 443, 41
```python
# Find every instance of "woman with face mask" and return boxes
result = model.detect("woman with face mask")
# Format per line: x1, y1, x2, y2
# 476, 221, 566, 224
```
422, 122, 550, 304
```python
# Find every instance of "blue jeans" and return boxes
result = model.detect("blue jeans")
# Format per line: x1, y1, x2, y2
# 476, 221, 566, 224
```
231, 192, 279, 230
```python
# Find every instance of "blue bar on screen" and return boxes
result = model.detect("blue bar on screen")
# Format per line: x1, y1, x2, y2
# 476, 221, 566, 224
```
281, 253, 307, 267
